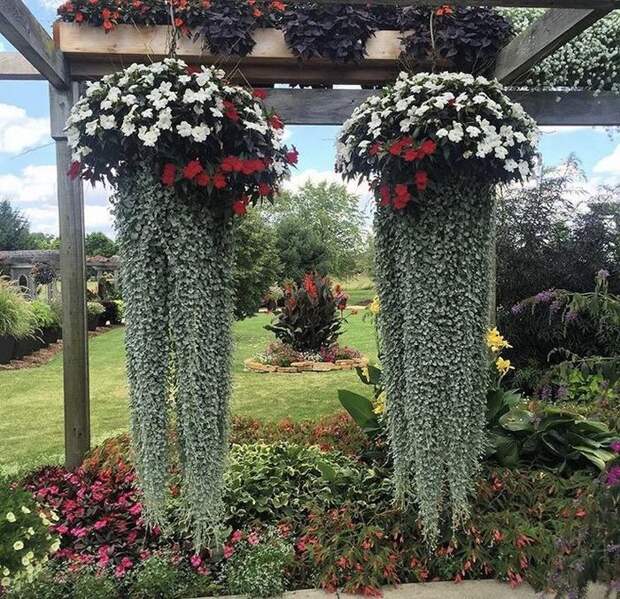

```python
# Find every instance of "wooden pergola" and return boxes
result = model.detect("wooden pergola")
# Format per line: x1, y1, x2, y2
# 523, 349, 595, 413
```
0, 0, 618, 468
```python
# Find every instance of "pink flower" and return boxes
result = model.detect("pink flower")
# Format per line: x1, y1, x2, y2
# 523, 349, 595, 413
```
223, 544, 235, 559
231, 530, 244, 544
190, 554, 202, 568
129, 503, 142, 516
611, 440, 620, 453
93, 518, 108, 530
247, 531, 260, 546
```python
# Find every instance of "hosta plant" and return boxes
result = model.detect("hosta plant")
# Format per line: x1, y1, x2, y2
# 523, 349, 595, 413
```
265, 274, 344, 353
336, 72, 537, 546
66, 58, 294, 547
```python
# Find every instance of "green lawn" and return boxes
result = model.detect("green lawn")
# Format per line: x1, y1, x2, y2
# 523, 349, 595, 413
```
0, 312, 376, 470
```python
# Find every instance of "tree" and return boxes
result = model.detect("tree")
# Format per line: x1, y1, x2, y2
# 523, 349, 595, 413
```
0, 200, 31, 251
496, 158, 620, 308
28, 232, 60, 250
268, 181, 367, 278
233, 210, 281, 320
274, 216, 330, 283
84, 232, 118, 257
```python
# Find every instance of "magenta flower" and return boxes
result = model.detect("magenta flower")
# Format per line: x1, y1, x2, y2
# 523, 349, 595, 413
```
611, 440, 620, 454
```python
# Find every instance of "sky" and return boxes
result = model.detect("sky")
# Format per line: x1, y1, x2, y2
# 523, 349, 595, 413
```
0, 2, 619, 238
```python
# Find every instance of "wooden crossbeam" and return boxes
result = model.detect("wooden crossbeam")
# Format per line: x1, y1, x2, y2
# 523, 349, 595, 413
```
495, 8, 612, 83
0, 0, 69, 88
263, 89, 620, 126
306, 0, 619, 7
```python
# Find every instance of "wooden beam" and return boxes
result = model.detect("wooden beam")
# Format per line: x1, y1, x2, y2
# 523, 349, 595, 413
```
263, 89, 620, 126
0, 51, 43, 80
49, 82, 91, 469
0, 0, 69, 88
299, 0, 618, 7
495, 8, 611, 84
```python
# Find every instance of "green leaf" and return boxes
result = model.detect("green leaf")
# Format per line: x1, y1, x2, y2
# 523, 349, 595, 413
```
499, 407, 534, 432
338, 389, 380, 436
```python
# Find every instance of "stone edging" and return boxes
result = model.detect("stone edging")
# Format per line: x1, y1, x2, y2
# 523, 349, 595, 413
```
244, 357, 368, 374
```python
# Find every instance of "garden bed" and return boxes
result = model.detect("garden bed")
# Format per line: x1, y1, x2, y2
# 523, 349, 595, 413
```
244, 356, 368, 374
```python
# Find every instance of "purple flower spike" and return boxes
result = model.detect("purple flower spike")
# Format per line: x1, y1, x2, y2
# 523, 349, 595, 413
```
511, 302, 524, 315
534, 289, 554, 304
597, 269, 610, 280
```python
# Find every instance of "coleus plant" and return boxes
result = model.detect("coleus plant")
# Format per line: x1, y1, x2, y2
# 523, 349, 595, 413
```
66, 58, 298, 216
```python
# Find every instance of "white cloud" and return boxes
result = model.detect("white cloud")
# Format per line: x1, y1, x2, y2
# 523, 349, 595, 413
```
593, 144, 620, 175
0, 164, 114, 236
0, 103, 50, 154
39, 0, 60, 10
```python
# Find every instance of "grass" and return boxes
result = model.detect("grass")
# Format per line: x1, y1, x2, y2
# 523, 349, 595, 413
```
336, 274, 376, 306
0, 311, 376, 470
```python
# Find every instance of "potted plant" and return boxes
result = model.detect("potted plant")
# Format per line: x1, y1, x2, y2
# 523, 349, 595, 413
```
336, 71, 537, 545
31, 300, 61, 345
66, 58, 295, 543
87, 301, 105, 331
0, 279, 36, 364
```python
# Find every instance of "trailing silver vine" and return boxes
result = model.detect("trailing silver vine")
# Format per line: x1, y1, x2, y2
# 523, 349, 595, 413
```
113, 167, 235, 545
375, 177, 495, 547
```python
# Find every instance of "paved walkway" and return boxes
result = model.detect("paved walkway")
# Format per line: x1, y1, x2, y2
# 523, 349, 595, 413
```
202, 580, 609, 598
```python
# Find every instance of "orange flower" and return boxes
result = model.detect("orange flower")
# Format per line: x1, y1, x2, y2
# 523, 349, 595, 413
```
435, 4, 453, 16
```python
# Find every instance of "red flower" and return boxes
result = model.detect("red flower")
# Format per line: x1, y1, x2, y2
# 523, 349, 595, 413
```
174, 17, 184, 27
231, 530, 244, 544
403, 148, 421, 162
286, 146, 299, 165
102, 18, 113, 30
389, 142, 402, 156
186, 65, 200, 75
379, 185, 391, 207
420, 139, 437, 156
369, 143, 381, 156
101, 7, 111, 18
74, 11, 84, 22
161, 163, 177, 186
252, 88, 268, 100
223, 100, 239, 122
271, 0, 286, 10
223, 544, 234, 559
67, 161, 81, 180
221, 155, 243, 173
269, 114, 284, 130
393, 185, 411, 210
258, 182, 272, 196
247, 531, 260, 546
436, 4, 453, 16
232, 198, 248, 216
213, 173, 227, 189
183, 159, 203, 180
415, 170, 429, 191
195, 172, 211, 187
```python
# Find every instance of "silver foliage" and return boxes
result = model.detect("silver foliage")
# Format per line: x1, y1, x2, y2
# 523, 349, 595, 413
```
113, 167, 234, 546
375, 177, 495, 546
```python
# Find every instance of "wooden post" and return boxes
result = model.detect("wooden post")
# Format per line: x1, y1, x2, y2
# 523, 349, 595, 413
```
50, 82, 91, 469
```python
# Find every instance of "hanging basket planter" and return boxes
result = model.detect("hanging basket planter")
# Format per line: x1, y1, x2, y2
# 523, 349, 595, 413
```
66, 58, 296, 546
336, 72, 538, 546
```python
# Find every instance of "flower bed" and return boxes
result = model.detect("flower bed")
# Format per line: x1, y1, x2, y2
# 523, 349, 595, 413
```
244, 355, 368, 374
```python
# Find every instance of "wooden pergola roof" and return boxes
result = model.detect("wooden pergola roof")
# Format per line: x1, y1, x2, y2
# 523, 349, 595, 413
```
0, 0, 618, 468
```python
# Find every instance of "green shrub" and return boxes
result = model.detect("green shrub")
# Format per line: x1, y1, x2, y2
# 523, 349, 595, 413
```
3, 566, 67, 599
30, 301, 59, 330
0, 477, 59, 591
129, 553, 216, 599
0, 279, 35, 339
72, 568, 118, 599
224, 530, 294, 598
265, 273, 343, 352
223, 442, 371, 528
86, 301, 105, 317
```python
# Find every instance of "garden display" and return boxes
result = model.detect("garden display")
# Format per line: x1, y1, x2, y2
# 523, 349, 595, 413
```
246, 274, 366, 373
336, 72, 538, 545
65, 57, 295, 545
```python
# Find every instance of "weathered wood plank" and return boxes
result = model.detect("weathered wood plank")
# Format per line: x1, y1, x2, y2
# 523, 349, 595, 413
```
495, 8, 611, 84
301, 0, 619, 7
263, 89, 620, 126
0, 51, 43, 79
49, 82, 91, 469
0, 0, 69, 88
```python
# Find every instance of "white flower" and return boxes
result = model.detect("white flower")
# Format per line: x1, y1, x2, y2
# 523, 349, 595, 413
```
177, 121, 193, 137
100, 100, 113, 111
466, 126, 481, 138
141, 109, 154, 119
400, 118, 413, 132
121, 116, 136, 137
436, 128, 449, 138
67, 126, 80, 148
210, 107, 223, 118
99, 115, 116, 130
137, 125, 160, 147
21, 506, 31, 515
494, 146, 509, 159
191, 124, 211, 142
157, 108, 172, 130
13, 541, 23, 551
6, 512, 16, 523
85, 120, 99, 136
463, 151, 473, 159
518, 160, 531, 178
447, 123, 464, 143
504, 159, 518, 172
122, 94, 137, 105
107, 87, 121, 102
415, 105, 431, 116
85, 82, 102, 97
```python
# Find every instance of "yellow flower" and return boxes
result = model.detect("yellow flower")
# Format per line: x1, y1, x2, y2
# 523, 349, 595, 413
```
25, 552, 34, 561
13, 541, 23, 551
20, 506, 31, 515
49, 540, 61, 554
486, 328, 512, 353
5, 512, 16, 523
2, 567, 10, 577
1, 577, 10, 588
369, 296, 380, 315
373, 391, 386, 415
20, 556, 30, 567
496, 357, 514, 376
26, 527, 34, 537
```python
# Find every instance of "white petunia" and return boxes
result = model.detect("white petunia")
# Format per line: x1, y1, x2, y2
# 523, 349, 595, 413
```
177, 121, 193, 137
518, 161, 531, 178
141, 109, 154, 119
494, 146, 509, 159
465, 126, 480, 138
138, 125, 160, 146
122, 94, 137, 105
504, 159, 518, 172
85, 120, 99, 136
100, 100, 113, 111
191, 124, 211, 142
99, 115, 116, 130
436, 128, 449, 138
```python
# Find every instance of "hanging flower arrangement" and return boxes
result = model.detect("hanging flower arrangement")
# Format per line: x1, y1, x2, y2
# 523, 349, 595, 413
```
66, 58, 295, 548
336, 72, 538, 211
67, 58, 296, 215
336, 72, 538, 547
